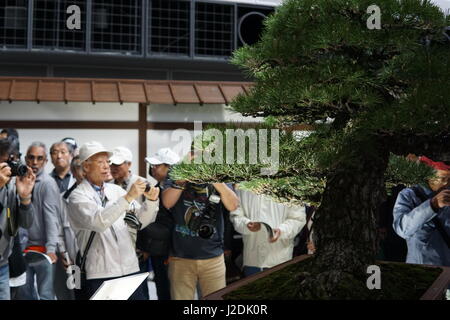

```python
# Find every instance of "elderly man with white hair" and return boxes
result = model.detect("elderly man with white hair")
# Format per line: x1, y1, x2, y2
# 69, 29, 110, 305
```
67, 141, 159, 300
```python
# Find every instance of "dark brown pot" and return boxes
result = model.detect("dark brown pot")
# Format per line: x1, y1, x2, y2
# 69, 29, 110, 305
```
203, 255, 450, 300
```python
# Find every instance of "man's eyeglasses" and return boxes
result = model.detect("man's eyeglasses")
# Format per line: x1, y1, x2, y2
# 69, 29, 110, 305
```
431, 176, 450, 184
26, 155, 45, 162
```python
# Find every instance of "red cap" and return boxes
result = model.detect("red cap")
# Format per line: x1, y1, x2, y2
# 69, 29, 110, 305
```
419, 156, 450, 171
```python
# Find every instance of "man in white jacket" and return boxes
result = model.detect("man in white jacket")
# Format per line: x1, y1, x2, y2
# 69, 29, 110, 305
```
67, 141, 159, 300
230, 187, 306, 277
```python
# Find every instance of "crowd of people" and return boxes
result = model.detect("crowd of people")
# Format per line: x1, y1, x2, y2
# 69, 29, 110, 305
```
0, 129, 307, 300
1, 128, 449, 301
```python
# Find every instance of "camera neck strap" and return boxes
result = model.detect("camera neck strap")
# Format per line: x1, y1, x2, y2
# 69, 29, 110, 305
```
207, 184, 217, 199
80, 232, 96, 272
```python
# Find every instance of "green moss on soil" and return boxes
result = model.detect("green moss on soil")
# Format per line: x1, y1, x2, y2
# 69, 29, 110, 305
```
223, 258, 443, 300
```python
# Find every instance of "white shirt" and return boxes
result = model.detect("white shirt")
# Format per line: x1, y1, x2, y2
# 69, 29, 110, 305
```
230, 188, 306, 268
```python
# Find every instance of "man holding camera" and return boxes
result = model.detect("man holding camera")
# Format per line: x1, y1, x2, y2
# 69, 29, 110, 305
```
162, 173, 239, 300
67, 141, 159, 299
15, 142, 61, 300
0, 138, 35, 300
393, 156, 450, 266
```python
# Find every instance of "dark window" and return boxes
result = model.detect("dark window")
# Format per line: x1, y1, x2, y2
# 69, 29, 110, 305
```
150, 0, 190, 56
195, 2, 234, 57
237, 5, 273, 47
91, 0, 141, 54
33, 0, 85, 50
0, 0, 28, 49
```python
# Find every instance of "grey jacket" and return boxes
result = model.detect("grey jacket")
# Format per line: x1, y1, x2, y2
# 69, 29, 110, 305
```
0, 179, 34, 266
26, 171, 61, 254
393, 185, 450, 266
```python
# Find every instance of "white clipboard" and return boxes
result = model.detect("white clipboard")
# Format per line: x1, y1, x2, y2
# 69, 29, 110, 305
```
90, 272, 149, 300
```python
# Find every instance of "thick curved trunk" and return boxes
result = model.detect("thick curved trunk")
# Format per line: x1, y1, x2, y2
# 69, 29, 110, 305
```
297, 137, 390, 298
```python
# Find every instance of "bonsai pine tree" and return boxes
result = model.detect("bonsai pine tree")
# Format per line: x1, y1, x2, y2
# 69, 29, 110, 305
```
171, 0, 450, 298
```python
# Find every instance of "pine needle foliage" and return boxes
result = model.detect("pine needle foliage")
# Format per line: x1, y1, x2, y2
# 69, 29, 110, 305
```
171, 0, 450, 204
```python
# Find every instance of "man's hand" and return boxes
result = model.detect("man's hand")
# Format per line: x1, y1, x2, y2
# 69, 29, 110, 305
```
125, 180, 147, 203
307, 240, 316, 254
431, 189, 450, 211
144, 186, 160, 201
47, 252, 58, 264
16, 167, 36, 204
61, 255, 71, 269
0, 163, 12, 188
140, 250, 150, 262
247, 222, 261, 232
269, 228, 281, 243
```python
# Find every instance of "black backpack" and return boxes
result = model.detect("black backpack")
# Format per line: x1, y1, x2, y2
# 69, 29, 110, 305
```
136, 204, 174, 256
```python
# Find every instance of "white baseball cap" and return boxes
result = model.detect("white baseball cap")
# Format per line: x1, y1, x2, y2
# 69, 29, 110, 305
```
78, 141, 112, 163
109, 146, 133, 165
145, 148, 180, 166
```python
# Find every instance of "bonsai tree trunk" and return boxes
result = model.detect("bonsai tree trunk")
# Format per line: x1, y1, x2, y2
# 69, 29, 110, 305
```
298, 137, 390, 299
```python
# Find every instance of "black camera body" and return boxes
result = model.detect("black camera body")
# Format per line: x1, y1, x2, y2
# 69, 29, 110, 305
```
7, 160, 28, 177
187, 194, 221, 239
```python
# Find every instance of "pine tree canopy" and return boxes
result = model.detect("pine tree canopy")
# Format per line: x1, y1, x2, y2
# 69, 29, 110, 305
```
170, 0, 450, 205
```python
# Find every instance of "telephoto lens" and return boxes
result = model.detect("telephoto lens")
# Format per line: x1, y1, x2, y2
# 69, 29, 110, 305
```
187, 194, 221, 239
6, 160, 28, 177
198, 194, 221, 239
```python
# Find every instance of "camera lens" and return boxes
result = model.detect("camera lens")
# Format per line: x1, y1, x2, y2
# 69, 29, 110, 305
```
198, 224, 214, 239
7, 160, 28, 177
16, 164, 28, 177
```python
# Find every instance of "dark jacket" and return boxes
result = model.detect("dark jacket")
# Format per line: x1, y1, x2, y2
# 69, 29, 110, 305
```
136, 204, 173, 256
0, 179, 34, 266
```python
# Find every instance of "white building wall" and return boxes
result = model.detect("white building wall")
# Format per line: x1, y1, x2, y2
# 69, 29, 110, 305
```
19, 129, 139, 176
0, 101, 138, 121
2, 101, 262, 178
147, 103, 262, 123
